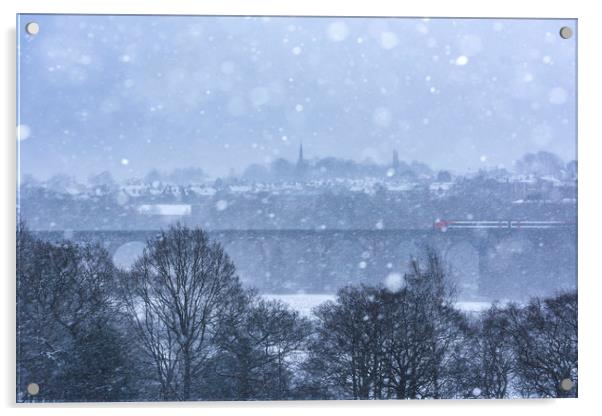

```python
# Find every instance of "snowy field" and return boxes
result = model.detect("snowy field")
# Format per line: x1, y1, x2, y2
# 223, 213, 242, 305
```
262, 293, 491, 318
262, 294, 336, 317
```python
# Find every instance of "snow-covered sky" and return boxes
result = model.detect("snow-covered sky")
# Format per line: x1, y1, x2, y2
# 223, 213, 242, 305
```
17, 15, 576, 180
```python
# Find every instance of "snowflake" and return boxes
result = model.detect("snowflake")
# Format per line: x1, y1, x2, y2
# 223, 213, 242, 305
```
327, 22, 349, 42
379, 32, 399, 50
384, 273, 404, 292
215, 200, 228, 211
455, 55, 469, 66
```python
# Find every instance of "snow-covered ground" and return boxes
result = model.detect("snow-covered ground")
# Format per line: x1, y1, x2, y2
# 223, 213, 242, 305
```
262, 293, 492, 318
455, 301, 494, 313
262, 294, 335, 317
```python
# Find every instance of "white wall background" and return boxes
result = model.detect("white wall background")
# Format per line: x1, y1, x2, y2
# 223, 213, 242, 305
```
2, 1, 601, 415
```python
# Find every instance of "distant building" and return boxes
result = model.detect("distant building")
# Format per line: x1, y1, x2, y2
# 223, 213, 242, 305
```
296, 143, 308, 177
392, 150, 400, 170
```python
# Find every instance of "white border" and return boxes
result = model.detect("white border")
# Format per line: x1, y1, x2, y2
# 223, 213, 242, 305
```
2, 1, 601, 415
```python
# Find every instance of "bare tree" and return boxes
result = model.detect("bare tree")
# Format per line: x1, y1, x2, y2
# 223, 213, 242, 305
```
306, 286, 385, 399
466, 304, 514, 398
385, 251, 467, 399
17, 224, 130, 402
305, 250, 469, 400
506, 292, 577, 398
121, 224, 242, 400
210, 296, 312, 399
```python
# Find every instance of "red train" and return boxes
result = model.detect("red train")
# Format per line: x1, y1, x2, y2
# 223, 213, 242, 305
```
433, 219, 573, 231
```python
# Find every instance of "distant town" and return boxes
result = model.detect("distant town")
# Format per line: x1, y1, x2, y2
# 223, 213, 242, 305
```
19, 146, 576, 231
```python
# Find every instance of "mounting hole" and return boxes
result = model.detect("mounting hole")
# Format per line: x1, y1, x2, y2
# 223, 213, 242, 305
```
25, 22, 40, 36
26, 382, 40, 395
560, 378, 573, 391
559, 26, 573, 39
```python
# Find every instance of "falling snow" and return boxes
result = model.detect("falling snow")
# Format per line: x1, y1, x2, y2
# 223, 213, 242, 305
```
455, 55, 469, 66
215, 200, 229, 211
16, 16, 577, 402
384, 273, 404, 292
327, 21, 349, 42
379, 32, 399, 50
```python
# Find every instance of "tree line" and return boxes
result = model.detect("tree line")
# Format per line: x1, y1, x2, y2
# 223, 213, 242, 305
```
17, 223, 577, 401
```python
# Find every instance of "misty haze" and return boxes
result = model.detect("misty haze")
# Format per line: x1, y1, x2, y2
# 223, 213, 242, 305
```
17, 15, 577, 402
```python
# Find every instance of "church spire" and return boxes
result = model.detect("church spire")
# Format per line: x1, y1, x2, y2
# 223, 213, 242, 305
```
297, 143, 305, 166
392, 149, 400, 169
296, 143, 307, 177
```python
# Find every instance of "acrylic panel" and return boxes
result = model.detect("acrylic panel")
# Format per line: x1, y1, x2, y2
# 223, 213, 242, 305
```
16, 14, 577, 402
